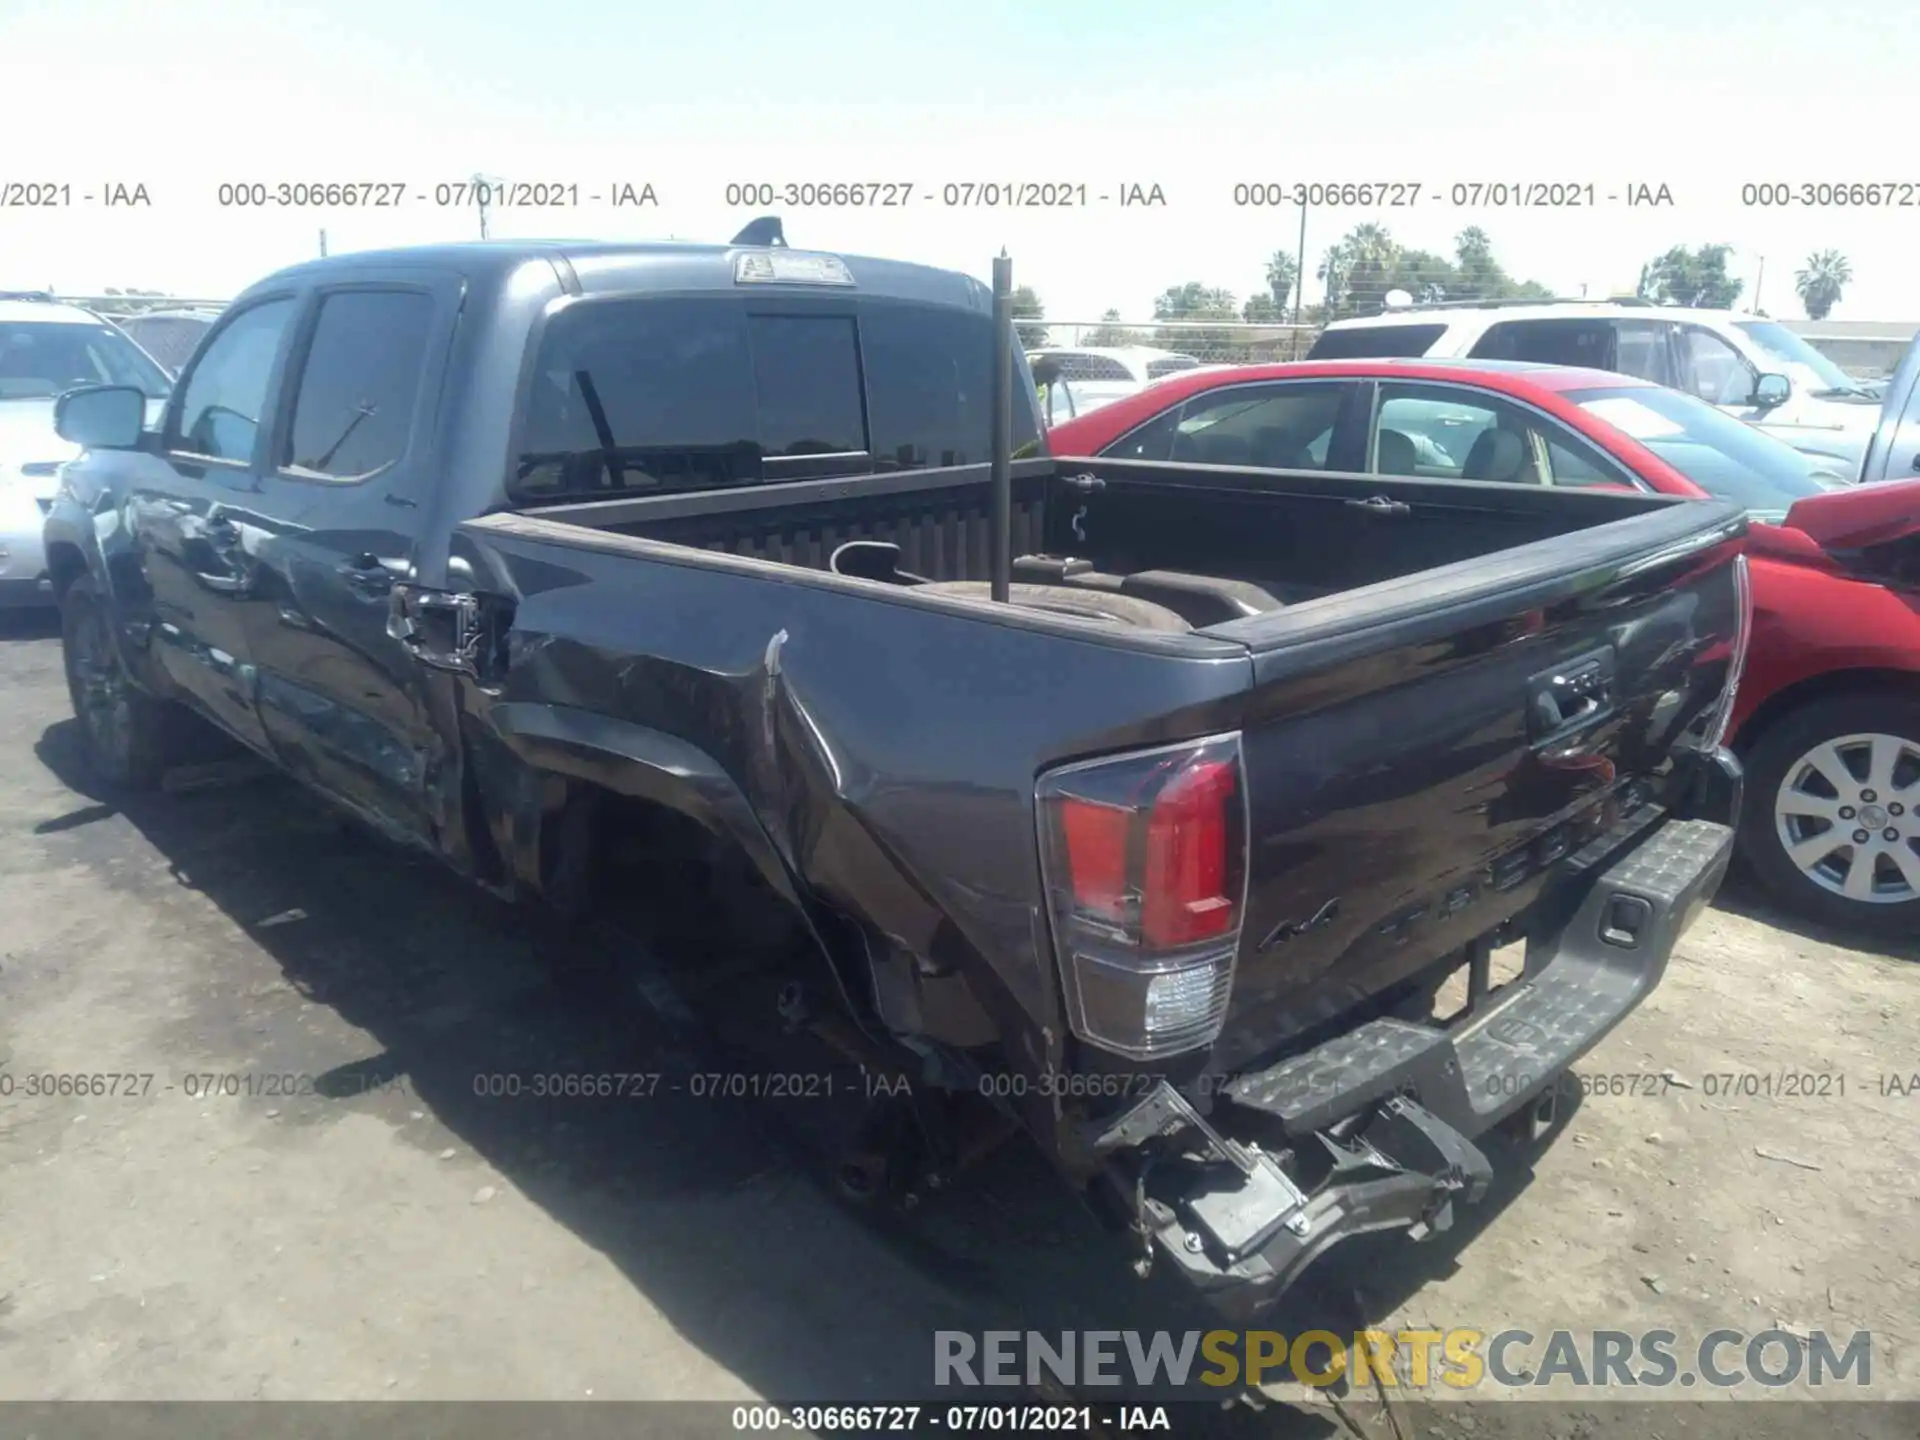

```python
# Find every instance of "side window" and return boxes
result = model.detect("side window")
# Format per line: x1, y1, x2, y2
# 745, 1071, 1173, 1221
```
282, 291, 434, 481
171, 299, 297, 463
1469, 319, 1611, 367
1101, 406, 1183, 461
1373, 383, 1547, 484
1676, 327, 1756, 406
1165, 383, 1348, 468
1613, 322, 1675, 386
1540, 433, 1642, 490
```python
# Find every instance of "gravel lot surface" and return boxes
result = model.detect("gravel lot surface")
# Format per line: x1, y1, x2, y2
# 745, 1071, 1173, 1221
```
1, 612, 1915, 1439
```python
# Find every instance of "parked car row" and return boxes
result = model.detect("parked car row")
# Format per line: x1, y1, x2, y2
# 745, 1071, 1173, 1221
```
0, 293, 174, 608
1045, 355, 1920, 935
34, 230, 1747, 1321
1309, 298, 1894, 480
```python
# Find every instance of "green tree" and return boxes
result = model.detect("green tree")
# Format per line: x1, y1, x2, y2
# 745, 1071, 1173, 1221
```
1448, 227, 1551, 303
1242, 294, 1282, 322
1263, 250, 1300, 313
1151, 283, 1240, 355
1794, 250, 1853, 321
1636, 244, 1744, 308
1386, 248, 1457, 304
1083, 308, 1148, 347
1315, 224, 1550, 317
1011, 285, 1047, 348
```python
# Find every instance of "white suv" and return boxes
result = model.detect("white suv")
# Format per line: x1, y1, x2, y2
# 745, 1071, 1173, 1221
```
0, 292, 172, 608
1309, 300, 1882, 476
1027, 346, 1212, 427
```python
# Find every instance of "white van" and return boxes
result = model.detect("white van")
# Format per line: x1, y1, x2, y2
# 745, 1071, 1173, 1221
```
1310, 300, 1883, 477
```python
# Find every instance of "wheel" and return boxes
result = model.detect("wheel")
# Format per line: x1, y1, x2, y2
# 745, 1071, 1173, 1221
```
60, 576, 184, 790
1738, 693, 1920, 936
913, 581, 1192, 633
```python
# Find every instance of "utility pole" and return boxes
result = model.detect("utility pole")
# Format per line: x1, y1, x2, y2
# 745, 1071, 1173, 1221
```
1753, 254, 1766, 314
318, 228, 329, 257
474, 171, 493, 241
1292, 202, 1307, 332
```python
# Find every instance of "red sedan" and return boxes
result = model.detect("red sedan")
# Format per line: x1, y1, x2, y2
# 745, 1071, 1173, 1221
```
1046, 358, 1920, 937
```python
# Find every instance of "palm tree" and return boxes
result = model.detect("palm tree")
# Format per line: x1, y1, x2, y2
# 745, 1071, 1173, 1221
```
1263, 250, 1299, 312
1795, 250, 1853, 321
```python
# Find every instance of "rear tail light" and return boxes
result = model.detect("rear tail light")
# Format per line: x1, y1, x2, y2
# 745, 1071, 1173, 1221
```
1035, 733, 1249, 1060
1700, 553, 1752, 750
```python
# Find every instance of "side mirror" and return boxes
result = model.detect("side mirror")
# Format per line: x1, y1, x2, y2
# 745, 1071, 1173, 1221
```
54, 385, 148, 449
1751, 373, 1791, 409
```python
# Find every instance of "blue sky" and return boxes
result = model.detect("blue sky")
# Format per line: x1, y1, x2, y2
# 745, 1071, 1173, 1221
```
4, 0, 1914, 321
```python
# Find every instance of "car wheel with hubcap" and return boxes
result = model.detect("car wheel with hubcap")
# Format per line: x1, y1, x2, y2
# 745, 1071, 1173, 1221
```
60, 575, 184, 790
1739, 694, 1920, 937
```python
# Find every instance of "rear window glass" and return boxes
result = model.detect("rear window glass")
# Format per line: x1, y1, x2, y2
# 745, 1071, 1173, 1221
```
1145, 355, 1200, 378
514, 299, 1036, 500
1305, 324, 1446, 359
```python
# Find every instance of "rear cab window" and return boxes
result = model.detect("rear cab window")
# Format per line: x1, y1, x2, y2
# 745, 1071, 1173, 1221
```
513, 297, 1039, 500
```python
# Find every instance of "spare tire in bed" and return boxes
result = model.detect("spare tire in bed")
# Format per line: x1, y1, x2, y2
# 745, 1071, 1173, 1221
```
913, 581, 1192, 633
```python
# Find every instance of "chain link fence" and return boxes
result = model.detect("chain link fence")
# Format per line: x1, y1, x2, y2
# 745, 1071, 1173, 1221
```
1023, 320, 1321, 367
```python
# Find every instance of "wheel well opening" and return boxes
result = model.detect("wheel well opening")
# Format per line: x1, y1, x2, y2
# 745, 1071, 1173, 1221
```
45, 544, 87, 602
539, 779, 819, 978
1734, 668, 1920, 754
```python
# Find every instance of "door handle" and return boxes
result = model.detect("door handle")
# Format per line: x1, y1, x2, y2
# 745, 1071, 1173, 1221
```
1346, 495, 1411, 516
337, 553, 395, 594
1527, 647, 1617, 741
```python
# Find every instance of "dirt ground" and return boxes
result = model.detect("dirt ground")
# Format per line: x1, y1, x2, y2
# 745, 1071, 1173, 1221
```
1, 610, 1917, 1439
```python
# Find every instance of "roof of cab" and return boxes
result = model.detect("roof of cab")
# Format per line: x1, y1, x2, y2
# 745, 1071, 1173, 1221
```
1324, 302, 1757, 331
0, 297, 109, 325
236, 239, 993, 313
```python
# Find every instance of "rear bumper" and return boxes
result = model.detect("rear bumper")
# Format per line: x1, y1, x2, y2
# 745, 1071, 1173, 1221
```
1097, 798, 1735, 1320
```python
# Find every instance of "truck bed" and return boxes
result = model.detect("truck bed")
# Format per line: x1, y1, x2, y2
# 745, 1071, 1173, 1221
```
503, 456, 1688, 627
458, 457, 1743, 1076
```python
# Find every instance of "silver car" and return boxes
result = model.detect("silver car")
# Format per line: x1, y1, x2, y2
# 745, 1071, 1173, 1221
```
112, 308, 222, 375
1857, 328, 1920, 484
0, 293, 172, 608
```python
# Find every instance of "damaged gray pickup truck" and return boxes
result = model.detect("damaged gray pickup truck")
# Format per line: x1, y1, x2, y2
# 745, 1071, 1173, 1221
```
41, 225, 1747, 1317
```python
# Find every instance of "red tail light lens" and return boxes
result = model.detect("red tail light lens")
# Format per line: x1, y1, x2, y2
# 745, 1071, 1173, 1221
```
1059, 798, 1132, 926
1142, 759, 1238, 947
1036, 734, 1248, 1059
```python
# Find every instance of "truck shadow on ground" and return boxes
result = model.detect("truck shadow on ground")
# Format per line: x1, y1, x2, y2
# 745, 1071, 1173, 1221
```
32, 718, 1561, 1433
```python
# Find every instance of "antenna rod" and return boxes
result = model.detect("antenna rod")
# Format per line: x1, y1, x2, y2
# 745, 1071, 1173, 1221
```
989, 251, 1014, 605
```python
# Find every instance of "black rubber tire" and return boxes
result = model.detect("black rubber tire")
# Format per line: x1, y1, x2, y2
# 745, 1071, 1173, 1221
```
60, 576, 185, 791
1737, 693, 1920, 938
914, 581, 1192, 633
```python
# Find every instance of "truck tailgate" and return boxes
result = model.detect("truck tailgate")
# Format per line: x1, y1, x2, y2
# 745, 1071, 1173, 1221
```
1206, 499, 1749, 1072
